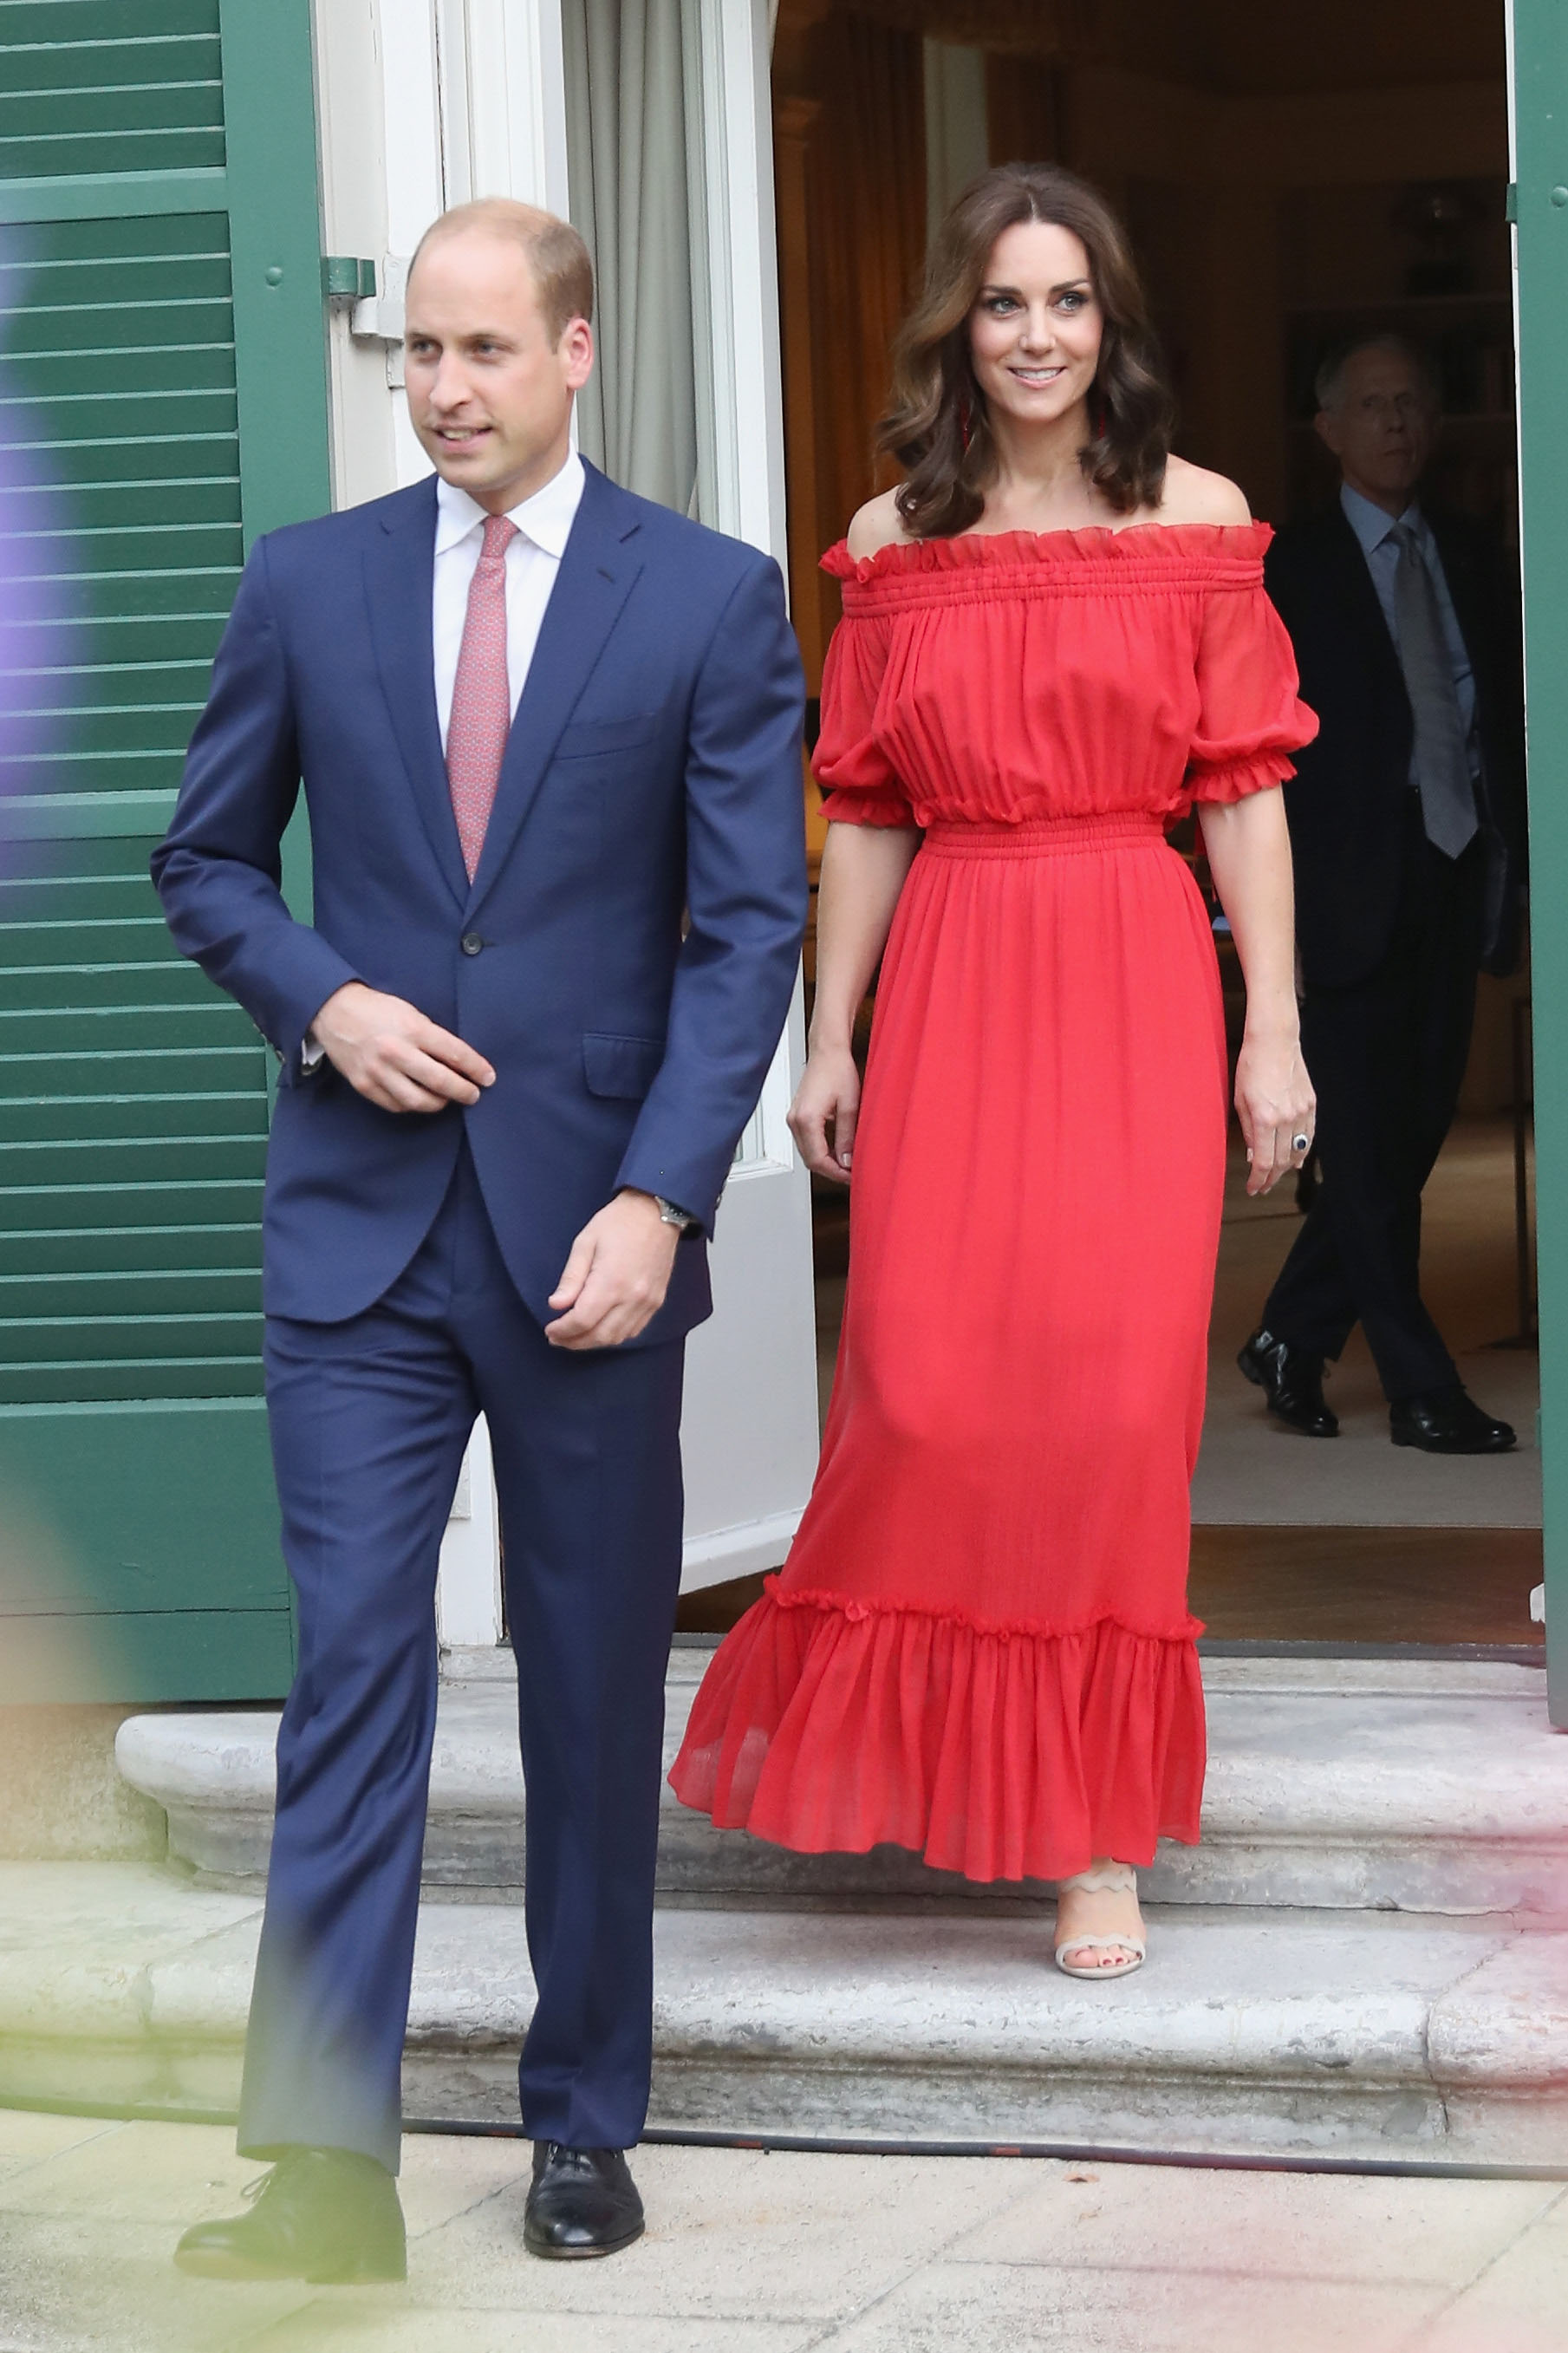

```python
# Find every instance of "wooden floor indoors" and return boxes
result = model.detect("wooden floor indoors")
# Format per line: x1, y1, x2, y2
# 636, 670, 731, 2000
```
675, 1527, 1545, 1651
1187, 1522, 1542, 1646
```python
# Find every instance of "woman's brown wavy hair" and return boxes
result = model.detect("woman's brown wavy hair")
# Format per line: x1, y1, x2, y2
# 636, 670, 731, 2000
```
881, 163, 1174, 539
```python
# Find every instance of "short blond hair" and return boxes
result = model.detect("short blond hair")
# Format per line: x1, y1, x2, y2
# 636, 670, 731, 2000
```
409, 199, 594, 343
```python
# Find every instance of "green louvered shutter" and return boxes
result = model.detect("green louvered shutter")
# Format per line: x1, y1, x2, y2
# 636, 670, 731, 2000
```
0, 0, 329, 1700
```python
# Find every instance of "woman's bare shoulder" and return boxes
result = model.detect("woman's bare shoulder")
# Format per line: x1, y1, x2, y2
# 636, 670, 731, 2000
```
1155, 457, 1252, 527
845, 489, 914, 560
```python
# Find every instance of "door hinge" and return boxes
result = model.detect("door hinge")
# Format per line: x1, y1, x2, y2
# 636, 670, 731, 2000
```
322, 255, 409, 386
1506, 183, 1519, 224
322, 255, 378, 301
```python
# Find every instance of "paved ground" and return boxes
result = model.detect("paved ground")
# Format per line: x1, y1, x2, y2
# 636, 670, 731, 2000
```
0, 2110, 1566, 2351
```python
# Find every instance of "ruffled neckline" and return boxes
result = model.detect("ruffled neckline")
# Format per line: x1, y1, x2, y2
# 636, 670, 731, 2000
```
822, 518, 1273, 583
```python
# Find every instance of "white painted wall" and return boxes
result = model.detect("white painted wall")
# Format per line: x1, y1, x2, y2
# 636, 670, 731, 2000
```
310, 0, 818, 1634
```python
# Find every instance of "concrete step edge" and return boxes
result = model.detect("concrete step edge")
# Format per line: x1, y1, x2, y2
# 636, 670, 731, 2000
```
3, 1864, 1565, 2162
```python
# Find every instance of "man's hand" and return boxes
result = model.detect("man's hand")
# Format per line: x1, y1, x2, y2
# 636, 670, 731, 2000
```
546, 1190, 682, 1350
313, 981, 495, 1113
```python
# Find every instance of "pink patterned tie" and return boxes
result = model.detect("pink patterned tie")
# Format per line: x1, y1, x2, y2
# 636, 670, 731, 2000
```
446, 512, 518, 880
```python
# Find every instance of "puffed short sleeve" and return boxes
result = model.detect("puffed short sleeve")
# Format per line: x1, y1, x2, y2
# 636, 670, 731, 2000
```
812, 549, 918, 827
1186, 571, 1318, 805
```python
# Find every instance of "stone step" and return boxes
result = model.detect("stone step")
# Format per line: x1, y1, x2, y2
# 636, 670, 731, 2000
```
115, 1649, 1568, 1920
1, 1861, 1566, 2164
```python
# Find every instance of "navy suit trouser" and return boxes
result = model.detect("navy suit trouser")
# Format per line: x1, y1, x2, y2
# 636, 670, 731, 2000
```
237, 1142, 686, 2172
1263, 828, 1484, 1402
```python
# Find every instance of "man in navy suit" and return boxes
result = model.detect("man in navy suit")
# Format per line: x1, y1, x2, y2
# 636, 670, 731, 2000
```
156, 200, 805, 2276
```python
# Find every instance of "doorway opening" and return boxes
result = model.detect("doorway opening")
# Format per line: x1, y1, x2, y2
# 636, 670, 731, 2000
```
689, 0, 1540, 1653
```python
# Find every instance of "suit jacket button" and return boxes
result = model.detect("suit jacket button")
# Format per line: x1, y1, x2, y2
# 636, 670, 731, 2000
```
460, 931, 485, 956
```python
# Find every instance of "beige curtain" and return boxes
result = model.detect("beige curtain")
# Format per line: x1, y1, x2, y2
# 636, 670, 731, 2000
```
563, 0, 712, 518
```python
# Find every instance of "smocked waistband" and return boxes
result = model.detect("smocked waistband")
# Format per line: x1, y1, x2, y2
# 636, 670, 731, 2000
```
920, 812, 1169, 859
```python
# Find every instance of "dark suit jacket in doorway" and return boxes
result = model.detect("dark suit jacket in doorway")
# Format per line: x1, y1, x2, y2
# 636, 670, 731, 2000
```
1264, 505, 1526, 990
153, 460, 809, 1339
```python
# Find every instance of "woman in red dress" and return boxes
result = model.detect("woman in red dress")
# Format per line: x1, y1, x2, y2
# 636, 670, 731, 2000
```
672, 165, 1318, 1975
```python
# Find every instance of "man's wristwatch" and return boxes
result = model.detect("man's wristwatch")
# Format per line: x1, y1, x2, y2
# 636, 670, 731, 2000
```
654, 1196, 696, 1231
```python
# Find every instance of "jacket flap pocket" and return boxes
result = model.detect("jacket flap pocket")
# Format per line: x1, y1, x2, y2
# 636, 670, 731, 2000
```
555, 714, 659, 760
582, 1031, 666, 1100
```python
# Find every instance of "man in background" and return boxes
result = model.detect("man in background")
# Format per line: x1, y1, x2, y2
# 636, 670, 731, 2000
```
1239, 333, 1524, 1452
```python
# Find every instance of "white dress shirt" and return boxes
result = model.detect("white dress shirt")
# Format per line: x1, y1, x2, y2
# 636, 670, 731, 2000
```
301, 451, 585, 1069
432, 450, 586, 746
1339, 481, 1479, 777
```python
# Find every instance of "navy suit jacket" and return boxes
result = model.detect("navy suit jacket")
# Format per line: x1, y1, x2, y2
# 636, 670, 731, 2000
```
1265, 505, 1526, 990
153, 461, 808, 1340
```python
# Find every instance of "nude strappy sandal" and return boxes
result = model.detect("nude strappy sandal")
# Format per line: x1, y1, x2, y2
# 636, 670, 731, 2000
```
1053, 1861, 1147, 1979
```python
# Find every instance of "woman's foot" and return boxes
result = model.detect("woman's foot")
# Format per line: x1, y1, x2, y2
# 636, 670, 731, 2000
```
1053, 1861, 1146, 1978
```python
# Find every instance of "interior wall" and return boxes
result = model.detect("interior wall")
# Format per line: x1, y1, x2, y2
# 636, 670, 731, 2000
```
923, 39, 988, 234
1062, 69, 1510, 525
1123, 174, 1286, 522
984, 50, 1058, 168
774, 3, 1511, 562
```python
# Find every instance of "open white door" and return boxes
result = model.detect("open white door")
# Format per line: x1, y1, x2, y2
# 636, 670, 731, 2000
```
672, 0, 819, 1589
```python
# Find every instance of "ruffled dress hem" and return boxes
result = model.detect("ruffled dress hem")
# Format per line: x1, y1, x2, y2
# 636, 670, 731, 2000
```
669, 1580, 1207, 1884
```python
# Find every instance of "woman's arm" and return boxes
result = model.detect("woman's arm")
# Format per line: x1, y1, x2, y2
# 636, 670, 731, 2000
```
789, 819, 922, 1182
1197, 786, 1316, 1196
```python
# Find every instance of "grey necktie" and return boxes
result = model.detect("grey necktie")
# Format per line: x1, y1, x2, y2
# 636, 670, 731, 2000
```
1389, 521, 1477, 859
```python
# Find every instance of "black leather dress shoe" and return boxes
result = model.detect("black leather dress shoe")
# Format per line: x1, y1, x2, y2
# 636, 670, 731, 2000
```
1390, 1387, 1517, 1455
173, 2146, 407, 2283
1237, 1327, 1338, 1437
524, 2142, 645, 2259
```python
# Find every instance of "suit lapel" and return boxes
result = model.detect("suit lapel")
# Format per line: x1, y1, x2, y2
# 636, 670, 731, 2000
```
1321, 507, 1406, 694
465, 464, 644, 916
363, 476, 470, 911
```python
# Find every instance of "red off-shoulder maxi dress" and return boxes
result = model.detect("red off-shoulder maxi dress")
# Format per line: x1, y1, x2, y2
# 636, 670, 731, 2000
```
671, 523, 1318, 1881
